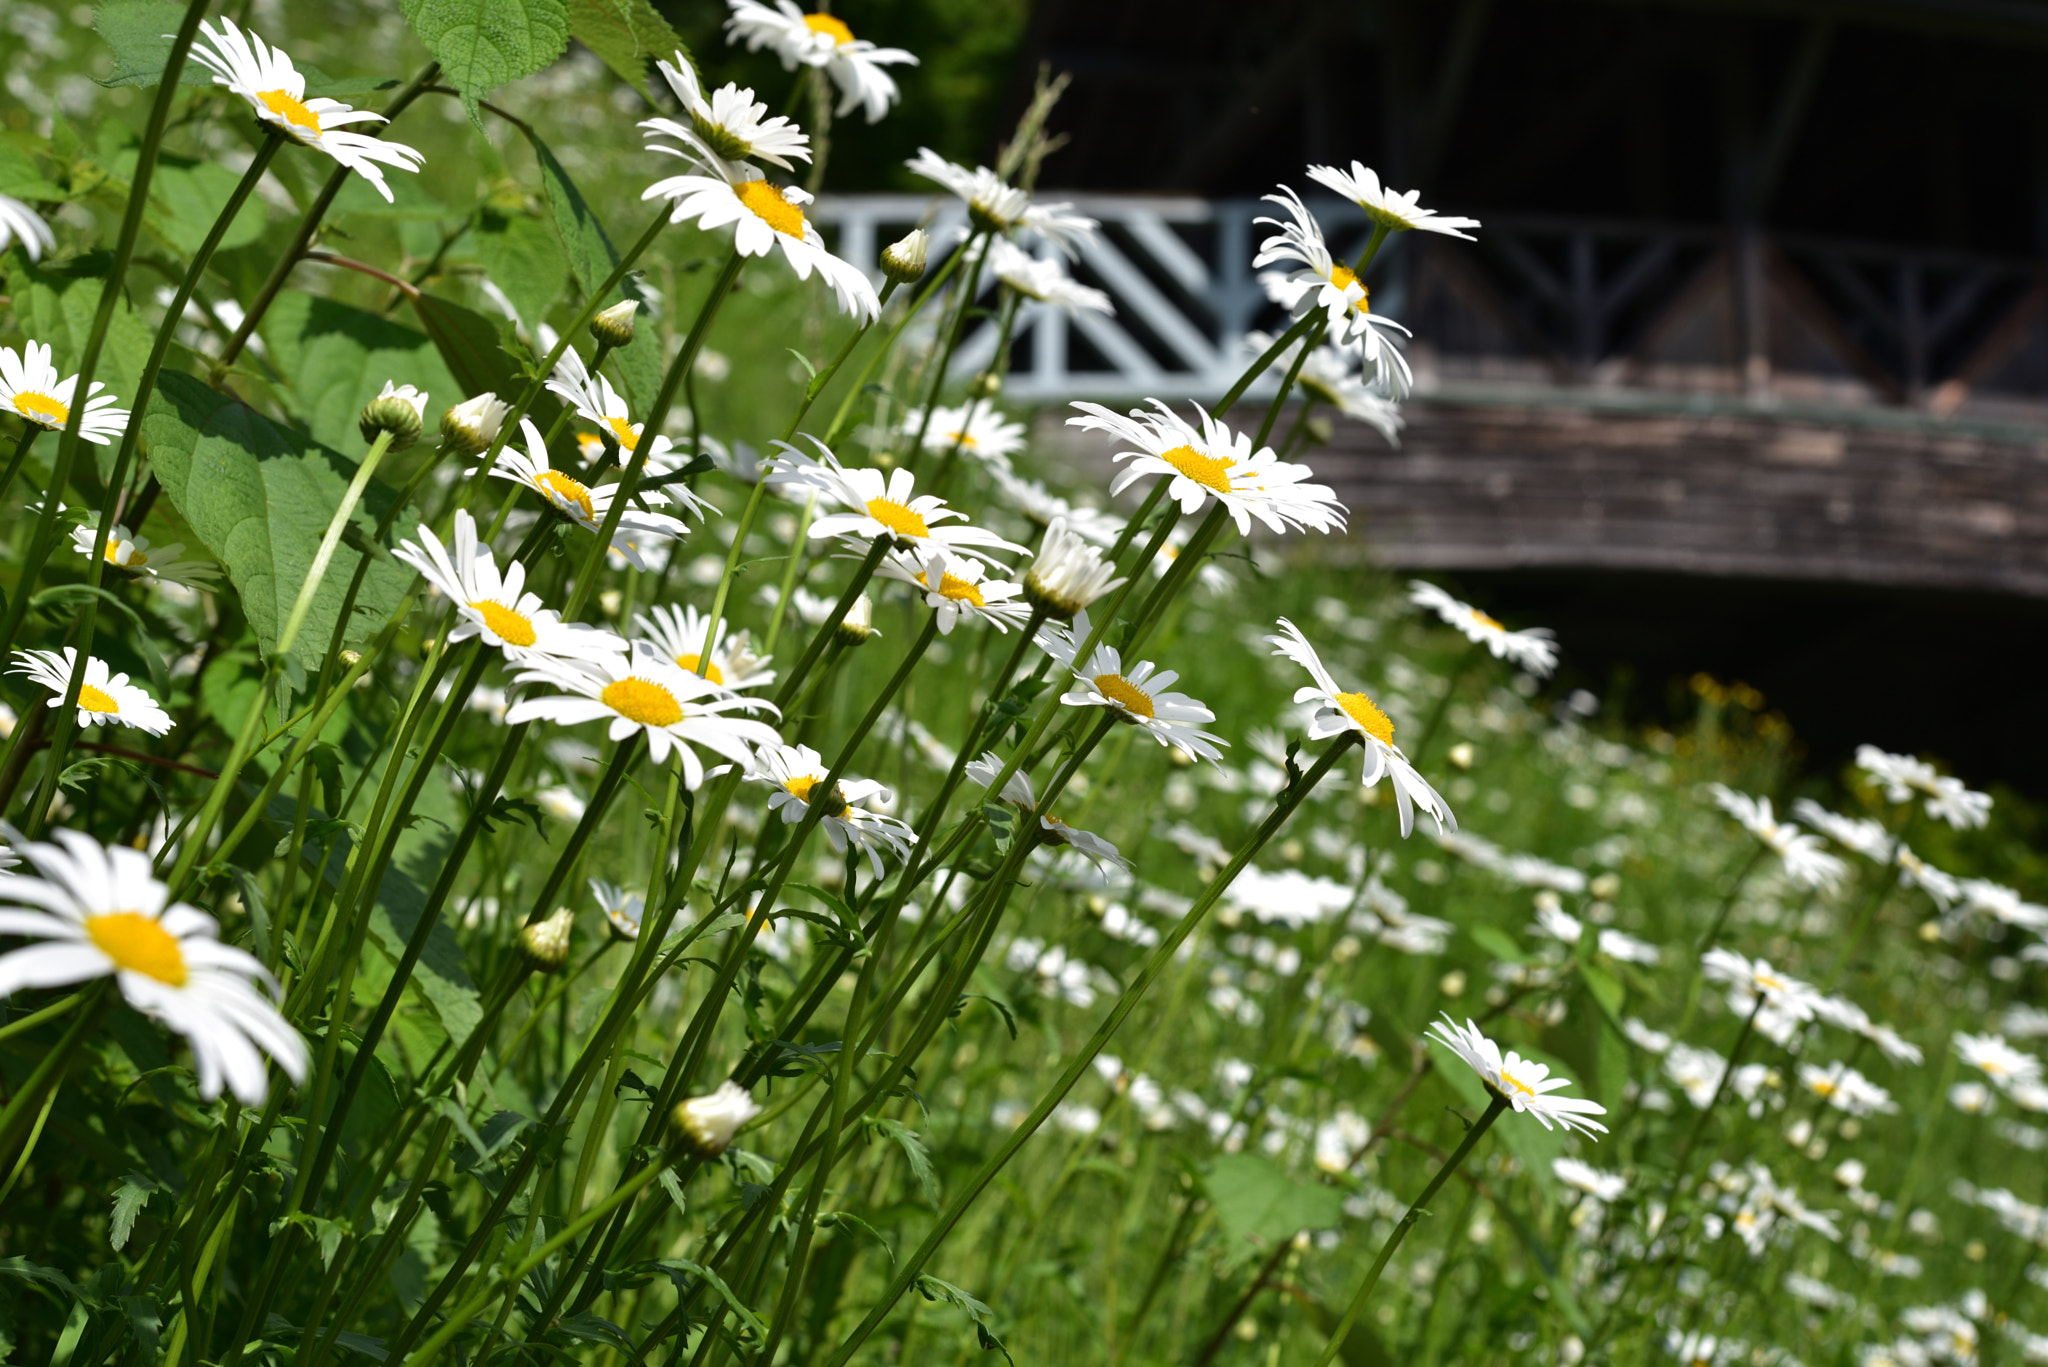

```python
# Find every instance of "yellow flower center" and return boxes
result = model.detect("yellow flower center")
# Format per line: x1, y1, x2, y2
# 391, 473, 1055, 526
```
13, 391, 69, 427
864, 497, 931, 540
803, 13, 855, 43
786, 773, 848, 816
576, 432, 606, 460
1470, 608, 1502, 630
536, 469, 596, 521
1497, 1065, 1537, 1097
944, 428, 978, 448
604, 416, 640, 452
86, 912, 187, 986
78, 683, 122, 715
601, 676, 684, 728
917, 570, 986, 606
1329, 263, 1371, 313
1810, 1077, 1838, 1097
673, 652, 725, 684
1094, 673, 1155, 719
470, 599, 537, 647
257, 88, 322, 134
108, 543, 147, 568
736, 179, 807, 239
1334, 691, 1395, 745
1755, 972, 1785, 993
1981, 1058, 2010, 1078
1157, 444, 1234, 494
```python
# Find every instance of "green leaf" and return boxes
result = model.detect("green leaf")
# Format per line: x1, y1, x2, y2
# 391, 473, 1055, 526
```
93, 1, 213, 88
261, 292, 460, 456
140, 372, 414, 672
397, 0, 571, 123
1202, 1152, 1346, 1267
868, 1118, 940, 1208
1469, 923, 1525, 965
566, 0, 686, 97
1576, 960, 1628, 1036
118, 1295, 162, 1359
134, 153, 270, 255
472, 209, 567, 332
109, 1173, 160, 1251
656, 1259, 765, 1338
406, 291, 538, 412
0, 134, 66, 200
913, 1275, 1013, 1364
528, 131, 659, 408
5, 255, 156, 477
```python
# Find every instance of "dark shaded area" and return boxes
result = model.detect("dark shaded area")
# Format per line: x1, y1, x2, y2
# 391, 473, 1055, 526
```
1450, 568, 2048, 798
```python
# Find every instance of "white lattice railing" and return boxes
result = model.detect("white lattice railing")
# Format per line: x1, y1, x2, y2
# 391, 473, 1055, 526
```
810, 194, 1388, 401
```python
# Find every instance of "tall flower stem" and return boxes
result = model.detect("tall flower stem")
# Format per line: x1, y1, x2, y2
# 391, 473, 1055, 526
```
0, 982, 110, 1167
0, 425, 38, 509
821, 735, 1358, 1367
1309, 1094, 1511, 1367
904, 235, 993, 461
820, 243, 970, 449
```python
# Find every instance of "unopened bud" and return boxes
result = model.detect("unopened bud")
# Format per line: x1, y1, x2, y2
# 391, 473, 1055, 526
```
590, 299, 641, 350
834, 593, 877, 648
440, 392, 510, 459
672, 1080, 761, 1157
968, 371, 1002, 399
881, 229, 929, 284
360, 381, 426, 452
339, 650, 362, 667
519, 907, 574, 971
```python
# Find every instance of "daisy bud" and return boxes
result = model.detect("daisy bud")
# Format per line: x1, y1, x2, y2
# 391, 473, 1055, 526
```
519, 907, 575, 972
834, 593, 877, 648
1023, 518, 1125, 621
590, 299, 641, 350
672, 1080, 760, 1157
881, 228, 929, 284
969, 372, 1002, 399
339, 650, 362, 667
440, 392, 510, 459
359, 381, 427, 452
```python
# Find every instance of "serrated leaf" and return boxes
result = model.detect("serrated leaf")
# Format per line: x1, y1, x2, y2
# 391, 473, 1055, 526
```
656, 1259, 765, 1338
140, 372, 413, 673
93, 1, 213, 88
109, 1173, 159, 1251
473, 210, 567, 333
118, 1295, 162, 1357
527, 130, 660, 408
261, 292, 461, 456
406, 291, 544, 415
134, 152, 270, 255
869, 1118, 940, 1209
566, 0, 685, 97
913, 1275, 1012, 1362
397, 0, 571, 123
1203, 1152, 1346, 1267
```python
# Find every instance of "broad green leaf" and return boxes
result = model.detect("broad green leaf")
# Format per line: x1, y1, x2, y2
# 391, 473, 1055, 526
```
529, 131, 659, 408
109, 1173, 159, 1251
93, 0, 213, 88
138, 153, 271, 256
567, 0, 687, 97
0, 135, 65, 200
5, 255, 156, 477
262, 292, 460, 455
473, 209, 568, 331
397, 0, 571, 123
1469, 922, 1524, 965
140, 371, 412, 672
407, 291, 541, 414
1203, 1152, 1346, 1267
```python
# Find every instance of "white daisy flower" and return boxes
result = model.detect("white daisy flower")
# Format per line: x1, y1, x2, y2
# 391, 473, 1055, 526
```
1895, 846, 1962, 909
641, 159, 878, 321
1705, 785, 1848, 892
1021, 517, 1125, 621
0, 827, 307, 1105
1701, 947, 1823, 1026
1408, 580, 1559, 678
507, 643, 782, 789
1530, 903, 1661, 965
1265, 617, 1452, 837
187, 18, 424, 203
0, 193, 56, 261
1855, 744, 1992, 830
10, 648, 172, 736
1242, 329, 1402, 443
646, 51, 809, 171
674, 1079, 761, 1156
1799, 1061, 1898, 1116
770, 439, 1026, 563
1958, 878, 2048, 933
390, 510, 625, 665
905, 399, 1027, 471
965, 751, 1130, 872
1253, 186, 1414, 395
544, 349, 694, 484
1067, 399, 1348, 536
1790, 798, 1895, 862
1, 340, 130, 444
988, 467, 1125, 543
878, 547, 1032, 635
725, 1, 918, 124
1035, 610, 1227, 763
490, 418, 693, 571
906, 148, 1097, 254
68, 522, 220, 587
1954, 1032, 2044, 1091
749, 743, 916, 878
1304, 160, 1481, 239
986, 237, 1113, 315
590, 879, 645, 940
631, 603, 776, 693
1427, 1014, 1608, 1136
1553, 1157, 1626, 1202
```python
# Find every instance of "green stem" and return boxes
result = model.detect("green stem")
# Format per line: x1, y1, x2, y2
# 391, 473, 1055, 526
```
1309, 1095, 1510, 1367
904, 235, 992, 467
820, 245, 967, 449
0, 425, 38, 509
276, 430, 396, 660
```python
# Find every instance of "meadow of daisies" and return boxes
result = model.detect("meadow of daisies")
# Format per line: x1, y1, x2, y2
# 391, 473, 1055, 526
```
2, 4, 2046, 1365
